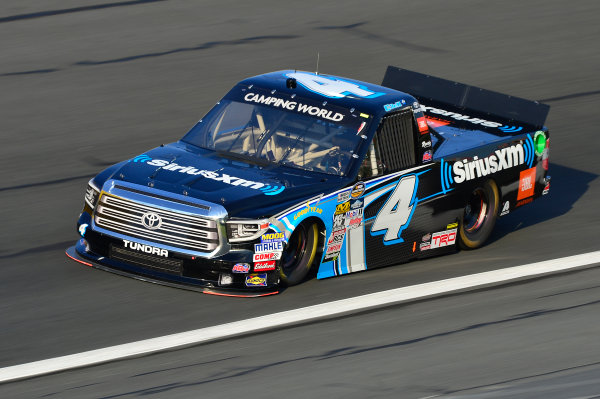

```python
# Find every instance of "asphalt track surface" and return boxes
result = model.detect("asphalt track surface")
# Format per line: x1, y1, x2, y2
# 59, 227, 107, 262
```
1, 0, 599, 397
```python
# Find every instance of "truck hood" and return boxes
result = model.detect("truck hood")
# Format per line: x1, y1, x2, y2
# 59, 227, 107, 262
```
102, 142, 349, 218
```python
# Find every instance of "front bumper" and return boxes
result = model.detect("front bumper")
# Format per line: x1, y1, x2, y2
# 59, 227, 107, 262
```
67, 236, 280, 297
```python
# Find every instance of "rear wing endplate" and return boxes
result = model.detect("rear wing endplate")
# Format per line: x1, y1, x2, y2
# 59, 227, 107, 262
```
382, 66, 550, 129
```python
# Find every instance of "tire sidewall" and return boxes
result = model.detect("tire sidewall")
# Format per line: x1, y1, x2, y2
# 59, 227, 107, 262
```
459, 179, 500, 249
279, 223, 318, 285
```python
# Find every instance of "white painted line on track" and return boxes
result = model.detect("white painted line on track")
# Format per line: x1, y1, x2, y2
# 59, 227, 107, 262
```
1, 250, 599, 384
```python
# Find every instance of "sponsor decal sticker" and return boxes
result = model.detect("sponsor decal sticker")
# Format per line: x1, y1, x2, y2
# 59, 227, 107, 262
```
261, 232, 285, 243
517, 167, 536, 201
420, 105, 506, 129
500, 201, 510, 216
333, 213, 346, 229
350, 199, 363, 209
543, 179, 550, 195
446, 222, 458, 230
123, 239, 168, 257
253, 261, 276, 272
420, 243, 431, 251
351, 182, 365, 198
323, 251, 340, 262
337, 190, 351, 203
335, 201, 351, 215
452, 143, 528, 184
516, 197, 534, 207
360, 113, 370, 119
293, 205, 323, 220
345, 208, 363, 218
431, 229, 457, 249
326, 243, 343, 253
78, 223, 88, 237
232, 263, 250, 273
254, 242, 284, 253
422, 150, 433, 162
421, 140, 432, 149
328, 232, 345, 245
347, 217, 363, 229
244, 92, 344, 122
132, 156, 285, 196
422, 233, 431, 242
245, 274, 268, 287
253, 252, 282, 262
417, 116, 428, 133
383, 100, 406, 112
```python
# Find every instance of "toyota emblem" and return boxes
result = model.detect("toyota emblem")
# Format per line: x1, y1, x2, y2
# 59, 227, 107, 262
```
141, 212, 162, 230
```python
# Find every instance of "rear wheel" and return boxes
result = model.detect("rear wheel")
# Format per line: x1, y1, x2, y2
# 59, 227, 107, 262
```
279, 222, 319, 285
459, 179, 500, 249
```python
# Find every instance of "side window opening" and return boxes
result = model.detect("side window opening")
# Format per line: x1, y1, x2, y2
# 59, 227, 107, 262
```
358, 139, 385, 180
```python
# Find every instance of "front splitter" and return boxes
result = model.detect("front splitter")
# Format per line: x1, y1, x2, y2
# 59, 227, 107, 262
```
66, 241, 279, 298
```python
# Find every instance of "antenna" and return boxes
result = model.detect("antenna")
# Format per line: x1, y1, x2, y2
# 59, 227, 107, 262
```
316, 52, 319, 75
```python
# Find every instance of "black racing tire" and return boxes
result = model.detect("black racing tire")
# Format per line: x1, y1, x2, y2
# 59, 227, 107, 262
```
279, 222, 319, 286
458, 179, 500, 250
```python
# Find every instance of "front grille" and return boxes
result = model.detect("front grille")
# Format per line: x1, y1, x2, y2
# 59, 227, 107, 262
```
377, 109, 416, 171
95, 194, 219, 252
110, 245, 183, 274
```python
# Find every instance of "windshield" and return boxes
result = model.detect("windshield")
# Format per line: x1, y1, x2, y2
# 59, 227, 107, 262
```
181, 86, 371, 176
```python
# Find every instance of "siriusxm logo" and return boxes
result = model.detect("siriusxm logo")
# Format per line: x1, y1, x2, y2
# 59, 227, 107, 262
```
130, 155, 285, 195
420, 105, 523, 132
440, 135, 535, 189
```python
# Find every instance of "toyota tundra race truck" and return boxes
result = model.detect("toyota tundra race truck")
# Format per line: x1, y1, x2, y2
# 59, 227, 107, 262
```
68, 66, 550, 296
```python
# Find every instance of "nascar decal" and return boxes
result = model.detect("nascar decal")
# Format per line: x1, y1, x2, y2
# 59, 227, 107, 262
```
130, 155, 285, 196
286, 72, 386, 99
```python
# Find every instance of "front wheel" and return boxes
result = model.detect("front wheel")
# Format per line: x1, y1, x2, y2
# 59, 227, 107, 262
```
458, 179, 500, 249
279, 222, 319, 286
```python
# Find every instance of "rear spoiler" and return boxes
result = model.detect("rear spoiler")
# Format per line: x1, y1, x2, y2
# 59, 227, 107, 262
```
381, 66, 550, 129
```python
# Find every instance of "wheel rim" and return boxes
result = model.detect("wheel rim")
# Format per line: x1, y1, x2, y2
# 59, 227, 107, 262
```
281, 224, 308, 275
464, 188, 488, 233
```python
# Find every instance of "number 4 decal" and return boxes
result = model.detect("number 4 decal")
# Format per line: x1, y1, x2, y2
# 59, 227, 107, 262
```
285, 72, 385, 99
370, 175, 418, 244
